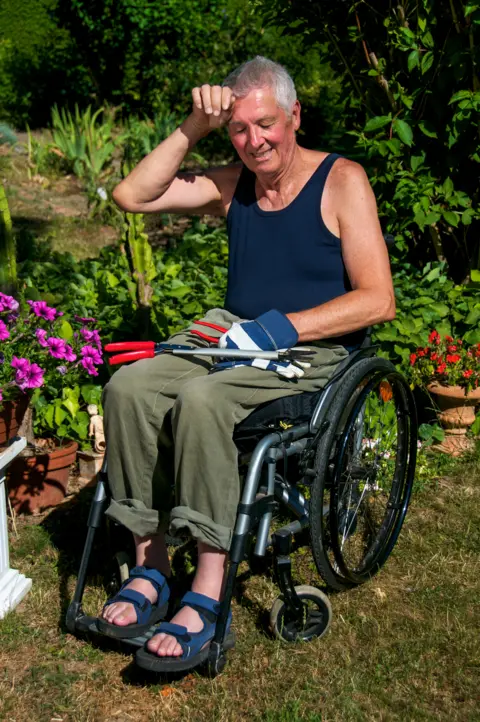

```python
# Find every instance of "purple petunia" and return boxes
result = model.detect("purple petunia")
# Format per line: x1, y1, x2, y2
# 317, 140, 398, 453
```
27, 300, 58, 322
16, 362, 44, 390
80, 328, 102, 350
36, 328, 49, 347
56, 365, 67, 375
81, 357, 99, 376
11, 356, 31, 378
63, 344, 76, 362
46, 336, 67, 359
80, 344, 103, 365
74, 315, 97, 325
0, 320, 9, 341
0, 292, 19, 313
0, 388, 2, 402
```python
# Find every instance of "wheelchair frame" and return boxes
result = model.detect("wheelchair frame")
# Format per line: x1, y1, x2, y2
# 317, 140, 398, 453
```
66, 344, 417, 676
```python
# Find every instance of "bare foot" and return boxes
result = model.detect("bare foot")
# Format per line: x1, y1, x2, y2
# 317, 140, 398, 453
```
102, 578, 158, 627
146, 604, 205, 657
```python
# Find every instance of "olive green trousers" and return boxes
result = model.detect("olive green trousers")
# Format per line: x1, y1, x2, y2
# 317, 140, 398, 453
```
103, 309, 348, 551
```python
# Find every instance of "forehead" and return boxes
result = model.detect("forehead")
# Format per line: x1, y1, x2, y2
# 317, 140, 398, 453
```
229, 86, 284, 125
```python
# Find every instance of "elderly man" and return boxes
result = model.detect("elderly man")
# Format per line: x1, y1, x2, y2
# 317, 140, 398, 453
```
98, 56, 395, 671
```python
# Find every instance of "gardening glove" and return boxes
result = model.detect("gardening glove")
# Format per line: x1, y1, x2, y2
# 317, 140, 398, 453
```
212, 356, 311, 379
218, 309, 299, 352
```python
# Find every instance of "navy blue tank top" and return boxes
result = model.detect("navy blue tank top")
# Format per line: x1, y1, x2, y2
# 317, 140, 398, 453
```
225, 153, 366, 349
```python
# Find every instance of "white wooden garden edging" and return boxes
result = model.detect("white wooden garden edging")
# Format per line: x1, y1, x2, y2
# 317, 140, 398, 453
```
0, 437, 32, 619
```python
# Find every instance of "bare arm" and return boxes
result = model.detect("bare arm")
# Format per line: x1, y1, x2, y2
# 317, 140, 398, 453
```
112, 86, 239, 216
287, 161, 395, 342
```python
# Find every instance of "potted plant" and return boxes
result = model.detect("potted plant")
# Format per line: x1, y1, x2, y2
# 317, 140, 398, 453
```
410, 330, 480, 456
0, 291, 104, 511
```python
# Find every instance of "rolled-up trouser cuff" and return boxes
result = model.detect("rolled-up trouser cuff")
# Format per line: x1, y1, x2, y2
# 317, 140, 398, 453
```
169, 506, 233, 552
105, 499, 170, 538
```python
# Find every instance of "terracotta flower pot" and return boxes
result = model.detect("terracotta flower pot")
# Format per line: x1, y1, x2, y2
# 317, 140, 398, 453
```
7, 440, 78, 513
0, 397, 29, 447
427, 383, 480, 456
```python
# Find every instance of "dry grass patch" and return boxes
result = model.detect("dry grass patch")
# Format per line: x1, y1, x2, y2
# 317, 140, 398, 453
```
1, 453, 479, 722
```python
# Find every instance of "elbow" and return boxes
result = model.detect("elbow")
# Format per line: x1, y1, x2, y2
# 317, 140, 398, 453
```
381, 293, 396, 323
112, 182, 136, 212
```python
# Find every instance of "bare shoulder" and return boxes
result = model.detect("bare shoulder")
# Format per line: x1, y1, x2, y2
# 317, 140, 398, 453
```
330, 157, 370, 192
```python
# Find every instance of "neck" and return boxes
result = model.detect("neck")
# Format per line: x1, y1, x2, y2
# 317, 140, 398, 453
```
255, 145, 305, 196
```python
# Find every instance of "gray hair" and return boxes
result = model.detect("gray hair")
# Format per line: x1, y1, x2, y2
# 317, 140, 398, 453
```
222, 56, 297, 116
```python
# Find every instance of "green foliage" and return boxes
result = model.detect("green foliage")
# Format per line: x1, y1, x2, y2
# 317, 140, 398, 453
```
0, 182, 16, 292
261, 0, 480, 281
31, 384, 102, 449
373, 259, 480, 369
18, 220, 229, 343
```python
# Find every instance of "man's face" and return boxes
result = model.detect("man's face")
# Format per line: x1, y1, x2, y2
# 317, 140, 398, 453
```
227, 86, 300, 174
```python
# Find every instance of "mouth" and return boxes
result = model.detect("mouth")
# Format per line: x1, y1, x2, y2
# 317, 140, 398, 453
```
251, 149, 272, 161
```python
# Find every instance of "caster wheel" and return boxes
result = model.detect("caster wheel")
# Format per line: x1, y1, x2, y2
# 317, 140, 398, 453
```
270, 585, 332, 642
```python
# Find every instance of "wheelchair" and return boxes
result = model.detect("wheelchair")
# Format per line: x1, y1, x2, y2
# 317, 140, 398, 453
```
66, 340, 417, 676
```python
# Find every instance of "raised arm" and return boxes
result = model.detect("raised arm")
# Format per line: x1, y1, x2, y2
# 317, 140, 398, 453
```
112, 86, 240, 216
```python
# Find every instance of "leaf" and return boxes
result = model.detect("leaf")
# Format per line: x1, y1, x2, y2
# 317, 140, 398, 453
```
63, 396, 80, 418
471, 269, 480, 282
393, 119, 413, 146
364, 115, 392, 132
418, 121, 438, 138
58, 320, 74, 341
464, 4, 479, 18
442, 210, 459, 227
411, 155, 424, 172
55, 406, 67, 425
407, 50, 420, 71
442, 177, 454, 198
471, 412, 480, 436
449, 90, 472, 104
429, 302, 449, 317
462, 208, 475, 225
106, 271, 119, 287
421, 51, 434, 74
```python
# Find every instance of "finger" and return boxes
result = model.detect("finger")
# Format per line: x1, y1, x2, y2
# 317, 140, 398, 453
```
221, 86, 235, 111
211, 85, 222, 116
200, 84, 213, 114
192, 87, 202, 110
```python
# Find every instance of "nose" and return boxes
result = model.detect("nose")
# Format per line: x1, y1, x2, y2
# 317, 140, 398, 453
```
247, 126, 264, 150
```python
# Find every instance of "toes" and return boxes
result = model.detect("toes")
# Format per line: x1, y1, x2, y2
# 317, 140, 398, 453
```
147, 633, 165, 654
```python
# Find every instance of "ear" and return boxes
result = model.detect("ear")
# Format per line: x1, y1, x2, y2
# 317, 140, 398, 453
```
291, 100, 301, 132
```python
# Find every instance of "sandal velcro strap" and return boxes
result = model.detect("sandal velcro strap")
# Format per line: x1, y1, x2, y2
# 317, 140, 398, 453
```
129, 566, 168, 598
180, 591, 221, 623
156, 622, 191, 643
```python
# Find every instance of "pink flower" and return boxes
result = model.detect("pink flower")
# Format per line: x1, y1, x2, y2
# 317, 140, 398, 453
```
46, 336, 67, 359
16, 362, 44, 390
80, 344, 102, 366
63, 344, 77, 362
11, 356, 31, 379
81, 357, 99, 376
0, 320, 9, 341
80, 328, 102, 349
75, 315, 97, 325
0, 388, 2, 402
36, 329, 49, 347
0, 292, 19, 313
27, 300, 58, 322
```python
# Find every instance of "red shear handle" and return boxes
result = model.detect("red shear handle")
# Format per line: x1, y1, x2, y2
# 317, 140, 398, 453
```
109, 350, 155, 365
105, 341, 155, 352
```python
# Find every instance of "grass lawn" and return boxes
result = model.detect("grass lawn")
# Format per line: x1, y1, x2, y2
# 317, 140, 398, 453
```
1, 449, 479, 722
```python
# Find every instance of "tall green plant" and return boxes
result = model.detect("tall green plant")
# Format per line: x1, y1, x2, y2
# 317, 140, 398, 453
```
0, 182, 16, 293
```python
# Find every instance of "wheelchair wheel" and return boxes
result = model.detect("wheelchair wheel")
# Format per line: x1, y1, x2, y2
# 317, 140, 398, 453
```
270, 585, 332, 642
310, 357, 417, 591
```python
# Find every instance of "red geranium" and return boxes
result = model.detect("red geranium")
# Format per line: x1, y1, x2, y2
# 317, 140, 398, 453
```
410, 330, 480, 392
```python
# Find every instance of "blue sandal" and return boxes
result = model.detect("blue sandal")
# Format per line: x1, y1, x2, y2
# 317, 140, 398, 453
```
96, 566, 170, 639
135, 591, 235, 672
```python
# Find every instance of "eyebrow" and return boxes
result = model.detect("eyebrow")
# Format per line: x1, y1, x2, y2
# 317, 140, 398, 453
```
228, 115, 276, 126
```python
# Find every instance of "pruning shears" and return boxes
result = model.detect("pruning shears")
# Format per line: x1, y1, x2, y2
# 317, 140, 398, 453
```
105, 320, 314, 366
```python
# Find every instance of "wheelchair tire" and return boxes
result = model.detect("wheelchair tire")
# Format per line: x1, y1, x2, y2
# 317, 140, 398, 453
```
270, 585, 332, 642
309, 357, 417, 592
